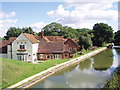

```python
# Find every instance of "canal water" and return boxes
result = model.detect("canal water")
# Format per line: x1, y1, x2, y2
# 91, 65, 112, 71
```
31, 48, 120, 88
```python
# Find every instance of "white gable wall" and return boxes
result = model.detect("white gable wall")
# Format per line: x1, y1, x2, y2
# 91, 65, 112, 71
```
12, 33, 38, 63
32, 43, 39, 62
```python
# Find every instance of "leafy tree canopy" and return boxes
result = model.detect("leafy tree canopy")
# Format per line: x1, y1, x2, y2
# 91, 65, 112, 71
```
114, 30, 120, 45
92, 23, 114, 46
4, 27, 35, 40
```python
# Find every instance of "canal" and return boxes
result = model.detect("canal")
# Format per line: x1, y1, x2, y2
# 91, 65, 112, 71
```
31, 48, 120, 88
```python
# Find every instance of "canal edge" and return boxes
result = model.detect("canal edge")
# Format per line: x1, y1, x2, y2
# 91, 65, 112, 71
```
6, 47, 107, 89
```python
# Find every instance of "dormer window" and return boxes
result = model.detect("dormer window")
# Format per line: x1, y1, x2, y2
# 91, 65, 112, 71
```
20, 45, 25, 49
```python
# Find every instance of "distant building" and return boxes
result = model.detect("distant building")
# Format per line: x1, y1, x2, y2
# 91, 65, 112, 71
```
0, 32, 80, 63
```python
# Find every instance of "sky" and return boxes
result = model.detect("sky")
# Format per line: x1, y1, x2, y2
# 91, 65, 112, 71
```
0, 0, 119, 37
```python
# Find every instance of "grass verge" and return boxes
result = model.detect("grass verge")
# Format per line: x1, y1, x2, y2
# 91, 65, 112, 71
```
1, 58, 68, 88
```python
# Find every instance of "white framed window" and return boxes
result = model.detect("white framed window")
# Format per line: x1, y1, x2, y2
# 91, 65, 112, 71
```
54, 54, 60, 59
20, 45, 25, 49
40, 54, 44, 58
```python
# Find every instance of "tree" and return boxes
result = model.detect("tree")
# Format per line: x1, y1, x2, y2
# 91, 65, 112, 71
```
4, 27, 36, 40
22, 27, 35, 34
78, 36, 92, 50
77, 28, 93, 50
42, 22, 78, 39
42, 22, 63, 36
114, 30, 120, 45
92, 23, 114, 47
60, 26, 78, 39
4, 27, 22, 40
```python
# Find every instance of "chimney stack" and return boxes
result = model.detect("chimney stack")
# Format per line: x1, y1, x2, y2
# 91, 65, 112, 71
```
41, 31, 44, 38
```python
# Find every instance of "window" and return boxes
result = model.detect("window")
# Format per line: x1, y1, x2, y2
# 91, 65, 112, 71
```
17, 42, 19, 44
40, 54, 44, 58
25, 42, 26, 44
20, 45, 25, 49
54, 54, 60, 59
46, 55, 50, 59
69, 47, 72, 52
21, 42, 23, 44
17, 55, 28, 61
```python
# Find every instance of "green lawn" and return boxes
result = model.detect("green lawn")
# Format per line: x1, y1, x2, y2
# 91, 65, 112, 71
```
1, 58, 68, 88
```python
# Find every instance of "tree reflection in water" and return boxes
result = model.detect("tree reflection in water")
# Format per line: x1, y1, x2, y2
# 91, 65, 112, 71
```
93, 49, 113, 71
79, 59, 92, 70
31, 49, 119, 88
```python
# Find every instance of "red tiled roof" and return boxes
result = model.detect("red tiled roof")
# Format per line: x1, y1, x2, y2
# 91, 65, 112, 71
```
9, 37, 17, 43
35, 36, 67, 42
0, 40, 10, 48
46, 36, 67, 42
0, 40, 10, 53
23, 33, 40, 44
38, 42, 69, 53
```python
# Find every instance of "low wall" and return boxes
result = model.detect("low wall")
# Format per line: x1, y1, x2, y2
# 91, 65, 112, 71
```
7, 47, 107, 88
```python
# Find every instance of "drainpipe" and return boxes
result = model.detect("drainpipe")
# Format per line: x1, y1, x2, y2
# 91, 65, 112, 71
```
11, 43, 12, 59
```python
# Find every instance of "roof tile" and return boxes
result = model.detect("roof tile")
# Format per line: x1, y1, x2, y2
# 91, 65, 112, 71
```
23, 33, 40, 44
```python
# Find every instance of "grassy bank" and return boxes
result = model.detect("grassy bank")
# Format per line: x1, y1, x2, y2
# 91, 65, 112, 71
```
103, 66, 120, 89
74, 47, 104, 58
2, 58, 68, 88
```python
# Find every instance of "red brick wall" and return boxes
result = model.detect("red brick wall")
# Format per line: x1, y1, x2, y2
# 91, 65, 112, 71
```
65, 39, 80, 53
37, 53, 66, 60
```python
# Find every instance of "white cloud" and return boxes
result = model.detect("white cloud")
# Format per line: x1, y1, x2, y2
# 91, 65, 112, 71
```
0, 19, 18, 37
29, 22, 48, 33
47, 1, 118, 31
0, 11, 17, 37
47, 5, 70, 18
0, 12, 16, 18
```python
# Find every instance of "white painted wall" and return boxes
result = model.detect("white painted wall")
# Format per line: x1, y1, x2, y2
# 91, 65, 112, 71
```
7, 45, 11, 59
32, 43, 39, 62
12, 33, 38, 63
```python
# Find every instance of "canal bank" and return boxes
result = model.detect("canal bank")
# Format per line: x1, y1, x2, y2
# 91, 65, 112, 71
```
7, 47, 107, 88
103, 65, 120, 88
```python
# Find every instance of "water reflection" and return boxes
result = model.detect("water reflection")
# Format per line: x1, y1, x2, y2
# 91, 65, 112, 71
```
116, 49, 120, 54
79, 59, 92, 70
93, 49, 113, 71
31, 49, 119, 88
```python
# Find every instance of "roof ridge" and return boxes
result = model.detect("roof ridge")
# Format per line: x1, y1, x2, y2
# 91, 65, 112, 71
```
23, 33, 40, 44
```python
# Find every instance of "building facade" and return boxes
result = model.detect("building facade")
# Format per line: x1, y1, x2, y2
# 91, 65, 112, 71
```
0, 32, 80, 63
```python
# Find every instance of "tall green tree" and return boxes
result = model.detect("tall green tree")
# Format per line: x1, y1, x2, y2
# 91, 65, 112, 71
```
4, 27, 36, 40
4, 27, 22, 40
114, 30, 120, 45
78, 35, 92, 50
42, 22, 78, 39
77, 28, 93, 50
92, 23, 114, 46
60, 26, 78, 39
22, 27, 35, 34
42, 22, 63, 36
